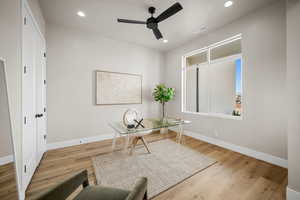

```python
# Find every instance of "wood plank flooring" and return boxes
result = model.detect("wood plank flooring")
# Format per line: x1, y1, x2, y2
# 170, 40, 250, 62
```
27, 131, 288, 200
0, 162, 18, 200
0, 131, 288, 200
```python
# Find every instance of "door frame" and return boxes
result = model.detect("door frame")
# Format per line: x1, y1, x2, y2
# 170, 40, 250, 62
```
0, 57, 24, 200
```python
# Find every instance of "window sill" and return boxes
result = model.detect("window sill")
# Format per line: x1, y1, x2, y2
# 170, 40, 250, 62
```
182, 111, 243, 120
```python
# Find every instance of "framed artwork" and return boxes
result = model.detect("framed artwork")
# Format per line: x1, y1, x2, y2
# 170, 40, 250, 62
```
96, 71, 142, 105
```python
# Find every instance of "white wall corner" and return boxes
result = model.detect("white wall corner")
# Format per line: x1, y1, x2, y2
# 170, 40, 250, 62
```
0, 154, 13, 165
178, 129, 288, 168
287, 187, 300, 200
47, 134, 114, 150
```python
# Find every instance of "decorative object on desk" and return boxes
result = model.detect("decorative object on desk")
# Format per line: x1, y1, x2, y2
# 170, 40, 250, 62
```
232, 108, 241, 116
123, 109, 138, 127
127, 124, 135, 129
175, 117, 182, 121
134, 118, 145, 129
96, 71, 142, 105
153, 84, 175, 134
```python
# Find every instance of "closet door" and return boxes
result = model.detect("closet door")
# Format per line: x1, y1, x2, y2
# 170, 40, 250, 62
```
35, 33, 47, 163
22, 8, 37, 189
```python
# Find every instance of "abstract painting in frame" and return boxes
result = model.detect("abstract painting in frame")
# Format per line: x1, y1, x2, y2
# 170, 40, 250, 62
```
96, 71, 142, 105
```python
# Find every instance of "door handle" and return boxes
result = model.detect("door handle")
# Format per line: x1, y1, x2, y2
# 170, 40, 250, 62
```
35, 113, 44, 118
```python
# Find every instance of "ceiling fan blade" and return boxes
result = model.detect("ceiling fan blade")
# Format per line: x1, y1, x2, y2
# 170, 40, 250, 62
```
153, 28, 163, 40
117, 19, 146, 24
156, 2, 183, 23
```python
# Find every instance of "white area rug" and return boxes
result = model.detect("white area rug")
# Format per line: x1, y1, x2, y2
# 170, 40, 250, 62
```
92, 139, 216, 199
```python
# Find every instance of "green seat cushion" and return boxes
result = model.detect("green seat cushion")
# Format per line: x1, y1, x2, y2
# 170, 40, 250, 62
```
74, 185, 130, 200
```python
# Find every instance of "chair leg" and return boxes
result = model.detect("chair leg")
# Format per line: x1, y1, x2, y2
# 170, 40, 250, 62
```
82, 179, 89, 188
143, 191, 148, 200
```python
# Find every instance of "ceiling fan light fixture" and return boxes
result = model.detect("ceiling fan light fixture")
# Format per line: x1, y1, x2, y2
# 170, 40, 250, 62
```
224, 1, 234, 8
77, 11, 86, 17
163, 39, 168, 43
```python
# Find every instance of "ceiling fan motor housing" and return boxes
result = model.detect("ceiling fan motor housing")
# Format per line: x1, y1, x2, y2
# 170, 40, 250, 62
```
148, 7, 156, 15
146, 17, 157, 29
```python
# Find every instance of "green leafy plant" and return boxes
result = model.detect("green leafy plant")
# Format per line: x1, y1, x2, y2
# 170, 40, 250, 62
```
153, 84, 175, 118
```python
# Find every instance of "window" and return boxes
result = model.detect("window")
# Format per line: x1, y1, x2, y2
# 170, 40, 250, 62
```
182, 35, 243, 119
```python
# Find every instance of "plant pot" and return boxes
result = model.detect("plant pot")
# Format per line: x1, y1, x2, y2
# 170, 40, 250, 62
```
160, 117, 168, 134
160, 128, 168, 134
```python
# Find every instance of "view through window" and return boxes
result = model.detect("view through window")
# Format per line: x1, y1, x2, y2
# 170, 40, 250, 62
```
183, 35, 242, 118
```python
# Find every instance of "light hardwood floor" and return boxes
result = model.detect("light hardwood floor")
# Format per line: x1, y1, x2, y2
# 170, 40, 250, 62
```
7, 131, 287, 200
0, 162, 18, 200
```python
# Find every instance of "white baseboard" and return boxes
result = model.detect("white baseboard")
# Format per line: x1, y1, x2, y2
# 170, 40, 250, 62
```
47, 134, 114, 150
0, 154, 13, 165
287, 187, 300, 200
182, 130, 288, 168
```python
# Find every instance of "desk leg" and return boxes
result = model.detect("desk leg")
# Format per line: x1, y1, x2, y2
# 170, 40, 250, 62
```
141, 136, 151, 154
112, 130, 118, 152
123, 134, 130, 153
130, 137, 139, 155
177, 124, 184, 144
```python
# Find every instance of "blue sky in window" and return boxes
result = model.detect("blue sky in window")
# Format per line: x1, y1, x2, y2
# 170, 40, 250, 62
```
235, 59, 242, 94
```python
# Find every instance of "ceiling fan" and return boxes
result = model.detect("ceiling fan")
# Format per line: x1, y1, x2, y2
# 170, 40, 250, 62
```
117, 2, 183, 40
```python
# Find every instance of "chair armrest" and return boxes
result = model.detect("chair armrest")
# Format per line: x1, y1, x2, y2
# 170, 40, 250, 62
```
126, 177, 148, 200
33, 169, 90, 200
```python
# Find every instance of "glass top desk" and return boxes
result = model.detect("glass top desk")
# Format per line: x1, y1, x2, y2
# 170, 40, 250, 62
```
109, 118, 191, 154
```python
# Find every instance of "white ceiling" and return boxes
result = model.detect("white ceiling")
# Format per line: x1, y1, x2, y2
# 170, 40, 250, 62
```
39, 0, 278, 52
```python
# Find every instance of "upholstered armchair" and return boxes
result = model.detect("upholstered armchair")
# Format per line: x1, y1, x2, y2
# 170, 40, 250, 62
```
33, 170, 148, 200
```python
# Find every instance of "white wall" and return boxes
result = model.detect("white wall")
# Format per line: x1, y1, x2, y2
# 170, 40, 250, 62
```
0, 60, 13, 159
164, 1, 287, 159
287, 0, 300, 196
0, 0, 22, 194
46, 23, 164, 144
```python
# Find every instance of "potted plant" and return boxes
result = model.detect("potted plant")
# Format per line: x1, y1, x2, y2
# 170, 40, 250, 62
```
153, 84, 175, 133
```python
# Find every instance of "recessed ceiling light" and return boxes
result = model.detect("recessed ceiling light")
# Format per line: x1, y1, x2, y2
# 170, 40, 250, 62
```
163, 39, 168, 43
77, 11, 86, 17
224, 1, 234, 8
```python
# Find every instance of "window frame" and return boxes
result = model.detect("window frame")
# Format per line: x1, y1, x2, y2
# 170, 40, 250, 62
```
182, 34, 243, 120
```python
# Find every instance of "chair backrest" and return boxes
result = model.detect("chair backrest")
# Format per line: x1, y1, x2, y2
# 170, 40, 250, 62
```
126, 177, 148, 200
34, 170, 89, 200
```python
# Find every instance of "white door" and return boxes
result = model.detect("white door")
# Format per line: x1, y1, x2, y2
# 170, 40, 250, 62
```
35, 33, 47, 163
22, 8, 37, 189
22, 5, 47, 190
